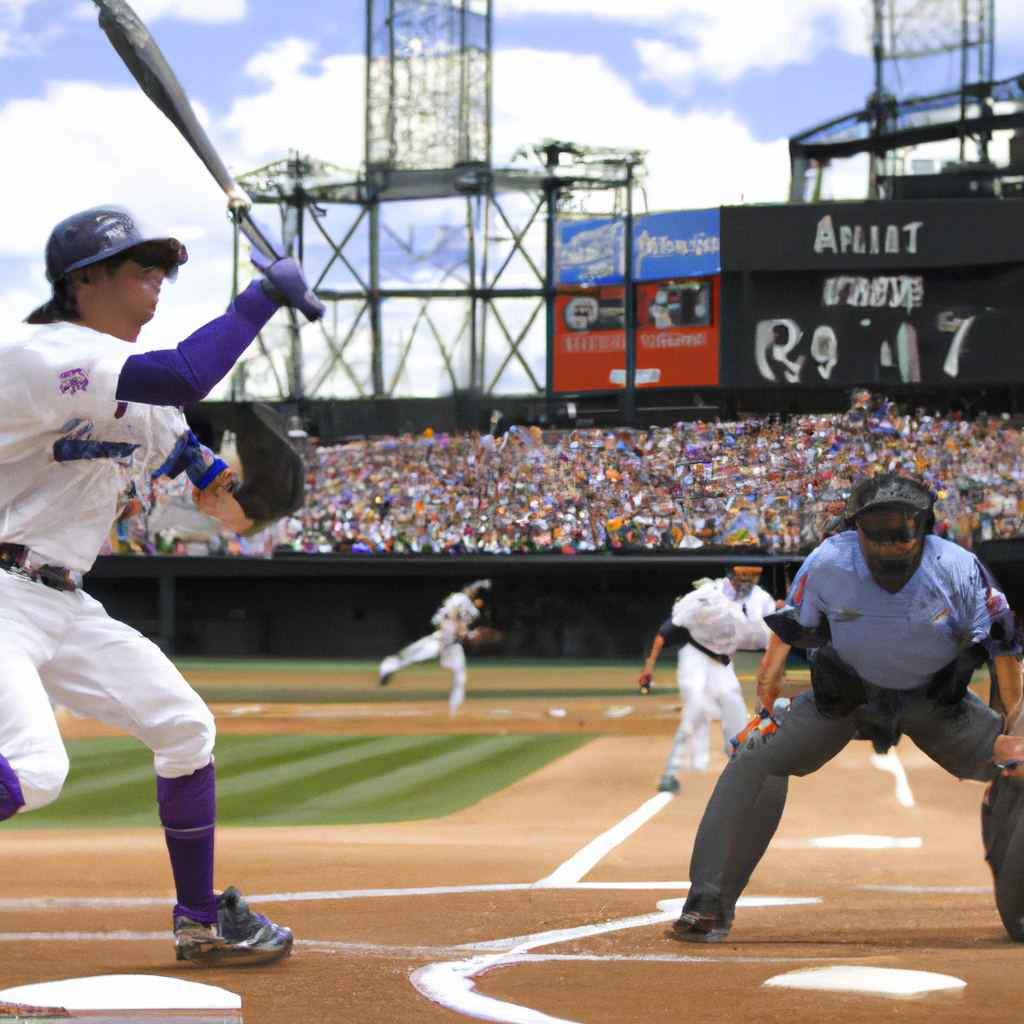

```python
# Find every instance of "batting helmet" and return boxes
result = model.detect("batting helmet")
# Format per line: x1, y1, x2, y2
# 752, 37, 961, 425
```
44, 206, 187, 283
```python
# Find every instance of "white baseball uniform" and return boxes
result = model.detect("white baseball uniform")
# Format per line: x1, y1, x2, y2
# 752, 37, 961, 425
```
664, 579, 775, 774
0, 322, 214, 810
379, 591, 480, 715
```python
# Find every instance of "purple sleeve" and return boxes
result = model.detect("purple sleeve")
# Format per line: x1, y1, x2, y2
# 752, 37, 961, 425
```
115, 280, 278, 406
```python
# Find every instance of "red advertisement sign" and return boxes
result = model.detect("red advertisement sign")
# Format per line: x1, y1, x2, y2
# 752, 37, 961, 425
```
551, 286, 625, 393
635, 276, 719, 387
551, 278, 719, 393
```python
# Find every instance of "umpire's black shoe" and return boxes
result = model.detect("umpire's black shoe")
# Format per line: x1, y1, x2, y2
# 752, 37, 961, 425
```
666, 893, 732, 943
175, 887, 293, 966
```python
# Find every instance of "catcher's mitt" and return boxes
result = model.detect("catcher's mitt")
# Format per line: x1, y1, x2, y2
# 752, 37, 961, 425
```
465, 627, 504, 654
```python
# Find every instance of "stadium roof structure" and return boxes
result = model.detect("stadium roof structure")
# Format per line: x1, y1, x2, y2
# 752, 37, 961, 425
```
789, 72, 1024, 199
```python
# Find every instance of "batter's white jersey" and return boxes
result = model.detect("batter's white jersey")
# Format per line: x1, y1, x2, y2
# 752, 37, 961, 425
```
671, 579, 775, 656
0, 322, 188, 572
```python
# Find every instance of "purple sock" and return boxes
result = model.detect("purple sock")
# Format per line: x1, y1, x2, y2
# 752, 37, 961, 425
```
157, 760, 217, 925
0, 753, 25, 821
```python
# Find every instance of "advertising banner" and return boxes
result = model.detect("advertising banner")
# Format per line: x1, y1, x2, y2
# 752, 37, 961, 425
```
720, 198, 1024, 272
719, 264, 1024, 387
556, 219, 625, 286
633, 208, 720, 281
635, 278, 719, 387
556, 209, 721, 285
551, 277, 720, 393
551, 286, 625, 392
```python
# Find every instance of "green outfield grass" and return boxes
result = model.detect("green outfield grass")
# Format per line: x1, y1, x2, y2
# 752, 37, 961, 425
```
0, 734, 595, 830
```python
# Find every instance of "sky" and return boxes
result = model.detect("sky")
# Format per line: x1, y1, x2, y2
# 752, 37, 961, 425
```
1, 0, 1022, 395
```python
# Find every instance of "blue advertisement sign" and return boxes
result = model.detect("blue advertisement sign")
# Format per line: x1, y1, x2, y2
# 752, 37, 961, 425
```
556, 217, 625, 285
633, 208, 720, 280
556, 208, 721, 285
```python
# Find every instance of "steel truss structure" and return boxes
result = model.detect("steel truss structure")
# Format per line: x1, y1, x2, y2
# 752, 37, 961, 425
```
789, 0, 1024, 200
231, 149, 640, 402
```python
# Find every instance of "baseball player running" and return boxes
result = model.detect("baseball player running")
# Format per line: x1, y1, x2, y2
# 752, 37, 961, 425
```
671, 474, 1023, 943
379, 580, 491, 715
639, 568, 777, 793
0, 206, 322, 965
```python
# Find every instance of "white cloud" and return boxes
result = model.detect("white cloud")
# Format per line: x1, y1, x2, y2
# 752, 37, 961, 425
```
0, 80, 236, 348
129, 0, 246, 23
221, 39, 364, 168
496, 0, 868, 90
493, 48, 791, 208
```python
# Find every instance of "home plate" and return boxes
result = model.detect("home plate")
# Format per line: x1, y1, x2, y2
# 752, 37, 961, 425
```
763, 966, 966, 997
0, 975, 239, 1021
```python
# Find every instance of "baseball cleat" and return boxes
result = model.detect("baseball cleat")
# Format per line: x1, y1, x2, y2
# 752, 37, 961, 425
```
175, 887, 293, 966
378, 671, 393, 686
658, 774, 681, 794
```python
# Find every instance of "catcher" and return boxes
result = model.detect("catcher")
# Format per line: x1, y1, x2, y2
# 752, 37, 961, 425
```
379, 580, 493, 715
639, 567, 778, 792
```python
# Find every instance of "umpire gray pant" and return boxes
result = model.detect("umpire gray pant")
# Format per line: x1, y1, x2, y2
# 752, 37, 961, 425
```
682, 684, 1003, 933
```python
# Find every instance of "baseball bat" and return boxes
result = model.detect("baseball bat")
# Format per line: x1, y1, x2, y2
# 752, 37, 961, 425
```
91, 0, 280, 261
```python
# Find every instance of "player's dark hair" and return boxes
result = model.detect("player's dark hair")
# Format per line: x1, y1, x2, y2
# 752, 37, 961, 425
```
24, 276, 81, 324
23, 251, 142, 324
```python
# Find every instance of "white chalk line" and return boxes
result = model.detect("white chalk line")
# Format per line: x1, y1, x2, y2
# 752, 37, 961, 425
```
413, 791, 826, 1023
412, 945, 839, 1024
869, 750, 915, 807
535, 792, 674, 887
0, 882, 692, 912
0, 793, 679, 914
0, 931, 170, 941
856, 884, 990, 894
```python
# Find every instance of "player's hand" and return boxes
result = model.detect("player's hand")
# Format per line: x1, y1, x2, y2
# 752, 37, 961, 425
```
193, 468, 255, 535
994, 734, 1024, 778
756, 680, 781, 716
639, 672, 652, 694
255, 254, 325, 322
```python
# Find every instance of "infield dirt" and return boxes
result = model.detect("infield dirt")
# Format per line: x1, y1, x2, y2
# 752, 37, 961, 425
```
0, 662, 1012, 1024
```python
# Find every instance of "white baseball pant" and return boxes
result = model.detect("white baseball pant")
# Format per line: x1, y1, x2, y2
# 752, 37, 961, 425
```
379, 631, 468, 715
664, 644, 749, 774
0, 571, 215, 811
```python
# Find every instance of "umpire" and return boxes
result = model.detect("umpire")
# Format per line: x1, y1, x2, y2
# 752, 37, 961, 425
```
671, 473, 1023, 943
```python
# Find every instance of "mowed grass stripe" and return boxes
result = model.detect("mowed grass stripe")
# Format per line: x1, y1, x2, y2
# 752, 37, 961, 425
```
0, 734, 594, 829
240, 735, 541, 825
215, 736, 434, 797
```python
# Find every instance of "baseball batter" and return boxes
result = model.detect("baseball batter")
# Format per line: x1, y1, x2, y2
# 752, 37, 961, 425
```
379, 580, 491, 715
638, 568, 777, 792
671, 474, 1023, 943
0, 206, 321, 965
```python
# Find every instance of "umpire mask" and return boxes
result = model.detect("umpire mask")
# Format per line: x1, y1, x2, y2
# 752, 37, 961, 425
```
855, 506, 928, 594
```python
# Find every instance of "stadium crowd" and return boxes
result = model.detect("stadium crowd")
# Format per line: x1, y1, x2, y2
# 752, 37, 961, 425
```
108, 395, 1024, 557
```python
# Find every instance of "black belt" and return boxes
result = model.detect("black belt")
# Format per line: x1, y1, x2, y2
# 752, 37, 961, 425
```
0, 543, 82, 592
687, 639, 732, 666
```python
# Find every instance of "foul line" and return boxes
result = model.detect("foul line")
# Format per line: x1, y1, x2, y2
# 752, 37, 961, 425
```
0, 882, 692, 912
856, 885, 990, 894
869, 750, 915, 807
534, 792, 674, 887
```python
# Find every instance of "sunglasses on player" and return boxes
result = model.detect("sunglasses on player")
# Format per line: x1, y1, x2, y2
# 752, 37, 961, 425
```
855, 508, 923, 545
126, 239, 188, 274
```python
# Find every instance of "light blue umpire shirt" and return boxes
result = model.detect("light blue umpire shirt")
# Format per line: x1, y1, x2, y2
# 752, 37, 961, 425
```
785, 531, 1018, 690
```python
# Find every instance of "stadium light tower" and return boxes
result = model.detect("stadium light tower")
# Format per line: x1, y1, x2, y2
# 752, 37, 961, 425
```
365, 0, 492, 173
